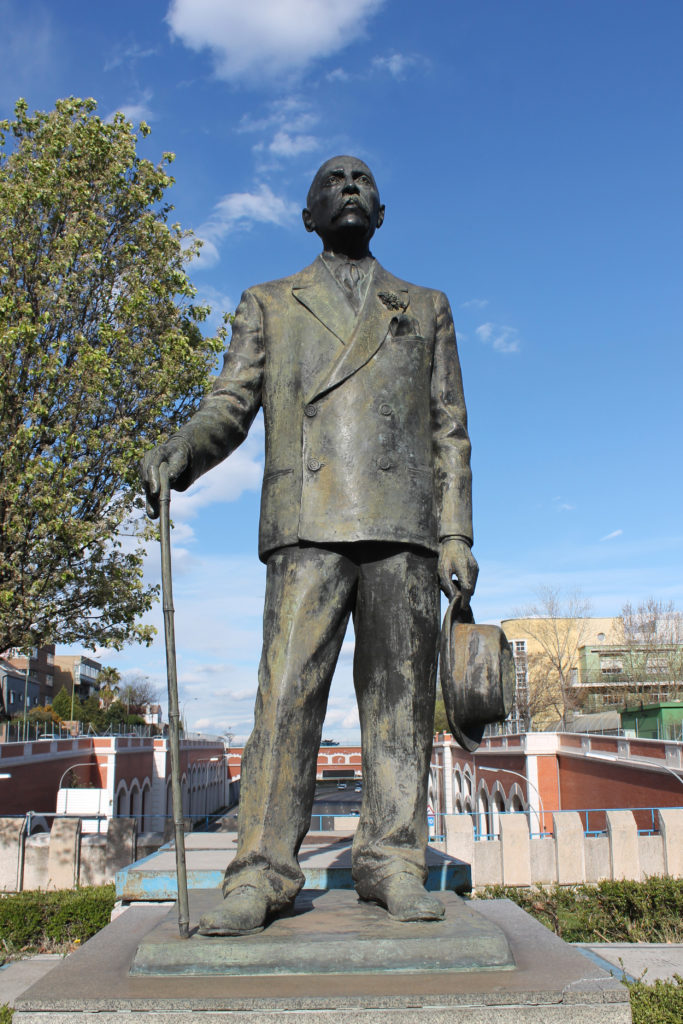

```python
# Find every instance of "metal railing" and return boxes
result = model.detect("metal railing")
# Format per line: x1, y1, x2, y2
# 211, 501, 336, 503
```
436, 805, 670, 841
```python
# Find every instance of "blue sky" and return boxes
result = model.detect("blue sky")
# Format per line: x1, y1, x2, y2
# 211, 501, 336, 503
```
3, 1, 681, 742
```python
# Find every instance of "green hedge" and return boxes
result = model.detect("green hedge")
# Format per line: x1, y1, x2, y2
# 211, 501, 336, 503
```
628, 975, 683, 1024
0, 885, 116, 955
478, 876, 683, 943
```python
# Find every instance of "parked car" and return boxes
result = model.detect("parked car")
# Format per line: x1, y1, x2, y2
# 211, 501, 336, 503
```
337, 782, 347, 790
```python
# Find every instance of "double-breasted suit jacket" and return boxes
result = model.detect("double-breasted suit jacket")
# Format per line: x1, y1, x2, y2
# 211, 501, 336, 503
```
173, 255, 473, 551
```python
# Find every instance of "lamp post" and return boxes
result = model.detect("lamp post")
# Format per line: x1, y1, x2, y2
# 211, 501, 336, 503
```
477, 764, 547, 834
57, 761, 96, 815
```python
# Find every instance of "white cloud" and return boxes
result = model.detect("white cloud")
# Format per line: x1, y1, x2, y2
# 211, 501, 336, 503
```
194, 185, 299, 268
104, 43, 158, 72
600, 529, 623, 542
371, 52, 423, 79
170, 419, 264, 529
107, 88, 155, 124
269, 130, 319, 157
166, 0, 385, 82
553, 497, 575, 512
476, 322, 521, 354
326, 67, 350, 83
237, 96, 319, 136
461, 298, 489, 310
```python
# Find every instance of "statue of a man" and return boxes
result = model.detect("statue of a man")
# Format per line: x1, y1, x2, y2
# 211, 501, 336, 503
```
141, 156, 478, 935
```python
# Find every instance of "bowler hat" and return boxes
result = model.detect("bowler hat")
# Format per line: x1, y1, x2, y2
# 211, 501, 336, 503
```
439, 594, 515, 752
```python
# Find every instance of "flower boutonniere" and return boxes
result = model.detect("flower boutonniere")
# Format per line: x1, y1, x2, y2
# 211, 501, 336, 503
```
378, 290, 409, 313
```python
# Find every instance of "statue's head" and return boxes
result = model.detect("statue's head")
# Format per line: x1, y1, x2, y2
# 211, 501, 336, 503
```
302, 155, 385, 254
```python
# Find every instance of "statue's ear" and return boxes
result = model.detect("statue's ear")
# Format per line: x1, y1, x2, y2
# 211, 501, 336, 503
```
376, 205, 385, 230
302, 208, 316, 233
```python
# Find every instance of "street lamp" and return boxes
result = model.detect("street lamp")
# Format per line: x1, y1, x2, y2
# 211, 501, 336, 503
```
57, 761, 96, 814
477, 764, 547, 834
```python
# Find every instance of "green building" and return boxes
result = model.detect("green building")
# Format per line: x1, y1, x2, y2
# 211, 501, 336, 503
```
620, 701, 683, 741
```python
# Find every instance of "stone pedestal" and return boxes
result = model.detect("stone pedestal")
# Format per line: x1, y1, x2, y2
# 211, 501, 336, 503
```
13, 890, 631, 1022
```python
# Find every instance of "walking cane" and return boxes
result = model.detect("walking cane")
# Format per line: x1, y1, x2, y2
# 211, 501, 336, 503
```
158, 462, 190, 939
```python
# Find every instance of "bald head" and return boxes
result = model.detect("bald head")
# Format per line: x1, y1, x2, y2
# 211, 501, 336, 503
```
302, 155, 384, 258
306, 156, 377, 208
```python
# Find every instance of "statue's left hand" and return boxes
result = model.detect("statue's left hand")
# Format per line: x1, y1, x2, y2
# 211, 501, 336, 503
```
438, 538, 479, 608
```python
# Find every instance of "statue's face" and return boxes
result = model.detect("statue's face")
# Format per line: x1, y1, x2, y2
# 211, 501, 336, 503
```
303, 156, 384, 245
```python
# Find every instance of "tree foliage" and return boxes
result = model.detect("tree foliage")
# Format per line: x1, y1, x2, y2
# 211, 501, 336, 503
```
616, 598, 683, 700
513, 586, 593, 727
0, 97, 223, 655
118, 672, 159, 714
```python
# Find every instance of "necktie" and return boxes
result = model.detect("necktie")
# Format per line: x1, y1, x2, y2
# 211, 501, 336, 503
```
342, 262, 361, 310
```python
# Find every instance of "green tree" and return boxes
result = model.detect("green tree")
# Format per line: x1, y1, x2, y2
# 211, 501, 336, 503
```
51, 685, 77, 721
0, 97, 224, 655
81, 692, 106, 731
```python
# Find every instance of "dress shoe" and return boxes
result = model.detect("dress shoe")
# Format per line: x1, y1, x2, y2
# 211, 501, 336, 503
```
362, 872, 445, 922
198, 885, 271, 936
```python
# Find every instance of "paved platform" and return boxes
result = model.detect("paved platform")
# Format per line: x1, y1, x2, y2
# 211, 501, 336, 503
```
12, 896, 631, 1021
116, 833, 470, 900
131, 889, 514, 976
0, 956, 62, 1008
577, 942, 683, 983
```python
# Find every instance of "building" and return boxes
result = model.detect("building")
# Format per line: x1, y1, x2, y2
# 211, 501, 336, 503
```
52, 653, 102, 702
0, 656, 41, 724
431, 729, 683, 840
621, 701, 683, 742
2, 644, 56, 706
501, 616, 621, 728
577, 642, 683, 711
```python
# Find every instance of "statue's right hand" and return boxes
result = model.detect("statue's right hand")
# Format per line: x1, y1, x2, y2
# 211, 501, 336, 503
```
139, 438, 191, 519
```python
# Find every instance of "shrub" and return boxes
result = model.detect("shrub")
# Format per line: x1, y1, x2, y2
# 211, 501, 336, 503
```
0, 886, 116, 954
628, 975, 683, 1024
478, 877, 683, 943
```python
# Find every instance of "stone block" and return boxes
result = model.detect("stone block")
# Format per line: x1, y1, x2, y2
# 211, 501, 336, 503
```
530, 836, 556, 884
0, 816, 25, 892
444, 814, 474, 881
606, 811, 639, 881
79, 836, 108, 887
638, 834, 665, 878
584, 836, 611, 883
474, 838, 502, 887
106, 818, 137, 875
658, 807, 683, 877
500, 813, 531, 887
22, 832, 50, 890
46, 817, 81, 890
553, 812, 585, 885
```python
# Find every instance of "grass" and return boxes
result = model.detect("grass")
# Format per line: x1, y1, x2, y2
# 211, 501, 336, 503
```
476, 876, 683, 943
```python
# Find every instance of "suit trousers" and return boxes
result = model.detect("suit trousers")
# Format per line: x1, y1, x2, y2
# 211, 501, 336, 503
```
223, 541, 440, 909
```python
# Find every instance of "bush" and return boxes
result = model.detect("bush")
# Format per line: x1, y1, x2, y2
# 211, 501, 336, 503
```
0, 886, 116, 954
478, 877, 683, 943
628, 975, 683, 1024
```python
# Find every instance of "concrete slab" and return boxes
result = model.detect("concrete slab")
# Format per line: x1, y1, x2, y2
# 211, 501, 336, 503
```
0, 956, 62, 1007
131, 889, 514, 976
12, 897, 631, 1022
577, 942, 683, 983
117, 836, 470, 900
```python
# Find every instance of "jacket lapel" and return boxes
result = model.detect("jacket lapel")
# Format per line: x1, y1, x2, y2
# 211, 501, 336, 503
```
292, 257, 356, 345
306, 263, 409, 403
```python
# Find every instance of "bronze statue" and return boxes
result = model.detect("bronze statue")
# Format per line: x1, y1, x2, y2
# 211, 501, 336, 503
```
141, 156, 478, 935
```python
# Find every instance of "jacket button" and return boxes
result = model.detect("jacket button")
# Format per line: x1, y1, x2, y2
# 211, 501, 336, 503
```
304, 404, 318, 418
379, 403, 392, 416
378, 455, 392, 471
307, 458, 321, 472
